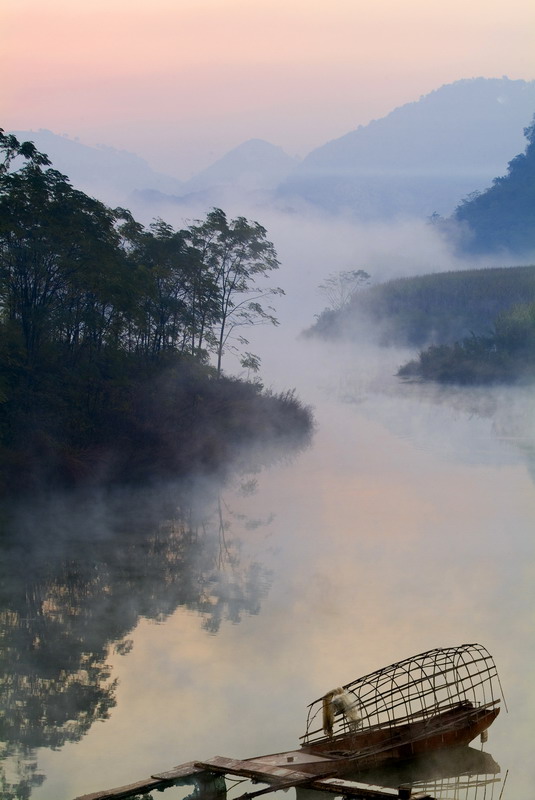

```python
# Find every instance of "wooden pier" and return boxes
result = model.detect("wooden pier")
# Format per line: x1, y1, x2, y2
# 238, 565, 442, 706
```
73, 755, 434, 800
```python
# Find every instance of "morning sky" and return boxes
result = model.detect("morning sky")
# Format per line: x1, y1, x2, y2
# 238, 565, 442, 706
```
3, 0, 535, 177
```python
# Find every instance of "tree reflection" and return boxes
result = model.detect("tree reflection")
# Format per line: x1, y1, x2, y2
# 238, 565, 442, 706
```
0, 743, 45, 800
0, 486, 272, 796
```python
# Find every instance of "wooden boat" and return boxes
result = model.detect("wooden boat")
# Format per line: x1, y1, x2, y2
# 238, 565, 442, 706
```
296, 642, 502, 771
75, 643, 503, 800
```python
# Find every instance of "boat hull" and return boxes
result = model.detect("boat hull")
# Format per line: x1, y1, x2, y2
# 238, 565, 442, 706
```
296, 704, 500, 773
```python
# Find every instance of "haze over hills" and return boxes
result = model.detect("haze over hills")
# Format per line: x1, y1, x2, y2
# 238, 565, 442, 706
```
131, 138, 300, 215
11, 77, 535, 228
277, 77, 535, 218
182, 138, 299, 193
11, 128, 185, 205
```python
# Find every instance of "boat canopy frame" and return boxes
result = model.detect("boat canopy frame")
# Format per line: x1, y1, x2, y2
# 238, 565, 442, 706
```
301, 643, 502, 745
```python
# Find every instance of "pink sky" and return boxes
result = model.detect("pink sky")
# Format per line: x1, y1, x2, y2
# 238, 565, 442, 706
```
3, 0, 535, 177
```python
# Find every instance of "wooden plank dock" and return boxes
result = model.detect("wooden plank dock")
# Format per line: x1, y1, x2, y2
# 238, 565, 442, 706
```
73, 755, 434, 800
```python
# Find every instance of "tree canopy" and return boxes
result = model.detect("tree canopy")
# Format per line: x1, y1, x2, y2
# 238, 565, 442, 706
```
0, 130, 282, 373
452, 115, 535, 255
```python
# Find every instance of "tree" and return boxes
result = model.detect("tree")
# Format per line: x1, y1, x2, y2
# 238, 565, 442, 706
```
453, 114, 535, 254
0, 147, 129, 367
318, 269, 370, 311
0, 128, 51, 175
186, 209, 283, 376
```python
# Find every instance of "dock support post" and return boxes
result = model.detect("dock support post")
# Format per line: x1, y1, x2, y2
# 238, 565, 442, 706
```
189, 773, 227, 800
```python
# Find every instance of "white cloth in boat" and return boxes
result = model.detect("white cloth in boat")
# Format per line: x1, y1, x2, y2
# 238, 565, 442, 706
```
331, 689, 361, 725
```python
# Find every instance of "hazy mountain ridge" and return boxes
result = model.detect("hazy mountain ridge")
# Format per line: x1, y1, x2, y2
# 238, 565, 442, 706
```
11, 129, 185, 204
277, 77, 535, 218
130, 139, 300, 216
182, 138, 299, 192
11, 77, 535, 227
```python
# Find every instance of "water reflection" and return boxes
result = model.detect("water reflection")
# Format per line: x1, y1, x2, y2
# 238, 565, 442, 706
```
0, 484, 273, 798
350, 746, 502, 800
2, 341, 533, 800
359, 372, 535, 474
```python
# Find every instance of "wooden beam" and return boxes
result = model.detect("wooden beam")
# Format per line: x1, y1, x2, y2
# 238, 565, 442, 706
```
73, 761, 205, 800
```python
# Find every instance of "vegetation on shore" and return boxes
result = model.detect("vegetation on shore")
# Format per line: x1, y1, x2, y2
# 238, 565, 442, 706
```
0, 130, 313, 495
307, 262, 535, 385
307, 265, 535, 347
398, 301, 535, 384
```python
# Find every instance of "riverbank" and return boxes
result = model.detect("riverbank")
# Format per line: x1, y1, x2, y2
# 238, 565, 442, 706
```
0, 352, 313, 497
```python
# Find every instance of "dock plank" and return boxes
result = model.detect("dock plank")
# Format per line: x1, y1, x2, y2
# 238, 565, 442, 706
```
74, 761, 204, 800
151, 761, 206, 780
195, 755, 317, 783
304, 780, 434, 800
73, 776, 164, 800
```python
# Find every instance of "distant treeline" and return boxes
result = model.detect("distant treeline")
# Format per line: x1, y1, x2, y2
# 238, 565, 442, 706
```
308, 265, 535, 347
0, 131, 312, 495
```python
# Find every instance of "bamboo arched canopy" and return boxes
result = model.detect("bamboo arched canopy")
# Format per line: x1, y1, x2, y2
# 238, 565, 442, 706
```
302, 643, 503, 745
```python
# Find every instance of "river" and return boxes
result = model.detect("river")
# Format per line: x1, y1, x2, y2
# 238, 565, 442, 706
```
1, 329, 534, 800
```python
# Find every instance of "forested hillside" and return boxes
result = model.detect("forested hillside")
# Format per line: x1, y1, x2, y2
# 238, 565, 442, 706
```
0, 131, 312, 495
308, 266, 535, 347
452, 116, 535, 255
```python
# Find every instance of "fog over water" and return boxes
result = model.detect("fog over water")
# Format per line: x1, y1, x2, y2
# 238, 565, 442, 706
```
1, 212, 534, 800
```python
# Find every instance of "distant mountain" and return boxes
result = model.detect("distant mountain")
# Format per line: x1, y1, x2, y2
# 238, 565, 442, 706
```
277, 77, 535, 219
130, 139, 299, 215
12, 129, 185, 205
183, 138, 299, 193
451, 115, 535, 255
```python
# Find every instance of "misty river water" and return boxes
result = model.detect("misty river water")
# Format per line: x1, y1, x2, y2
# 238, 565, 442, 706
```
2, 329, 534, 800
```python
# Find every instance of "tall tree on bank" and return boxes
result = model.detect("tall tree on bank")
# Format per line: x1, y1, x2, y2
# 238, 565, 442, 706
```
0, 132, 283, 378
0, 130, 131, 369
319, 269, 370, 311
118, 218, 220, 359
187, 209, 283, 376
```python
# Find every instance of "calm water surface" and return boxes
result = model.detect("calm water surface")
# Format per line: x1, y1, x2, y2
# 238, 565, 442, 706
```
1, 337, 534, 800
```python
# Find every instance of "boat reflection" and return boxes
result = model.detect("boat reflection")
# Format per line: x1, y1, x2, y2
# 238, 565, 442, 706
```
296, 746, 502, 800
